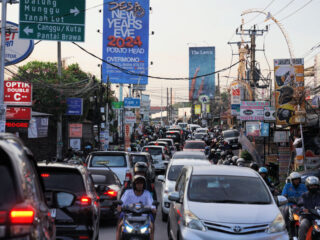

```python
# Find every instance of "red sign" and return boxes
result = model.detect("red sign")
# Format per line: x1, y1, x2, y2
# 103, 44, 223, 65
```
6, 107, 31, 120
4, 81, 32, 106
6, 121, 29, 128
69, 124, 83, 138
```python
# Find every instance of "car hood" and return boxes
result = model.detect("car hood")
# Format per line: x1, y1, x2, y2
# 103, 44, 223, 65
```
187, 201, 278, 224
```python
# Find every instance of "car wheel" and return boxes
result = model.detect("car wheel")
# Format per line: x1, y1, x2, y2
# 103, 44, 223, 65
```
167, 219, 173, 240
162, 209, 168, 222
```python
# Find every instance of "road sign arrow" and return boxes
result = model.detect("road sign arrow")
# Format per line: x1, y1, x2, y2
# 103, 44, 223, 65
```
23, 26, 33, 35
70, 7, 80, 16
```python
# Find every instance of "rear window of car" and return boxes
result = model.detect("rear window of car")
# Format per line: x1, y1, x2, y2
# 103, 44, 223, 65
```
142, 147, 162, 155
165, 133, 180, 140
172, 153, 206, 160
184, 142, 205, 149
40, 168, 85, 193
159, 140, 173, 147
168, 165, 184, 181
0, 163, 17, 208
90, 155, 127, 167
131, 155, 148, 165
223, 130, 239, 138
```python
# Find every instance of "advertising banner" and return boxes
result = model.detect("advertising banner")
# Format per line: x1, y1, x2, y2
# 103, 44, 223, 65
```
102, 0, 150, 84
246, 121, 260, 137
28, 117, 49, 138
264, 107, 276, 121
69, 138, 81, 150
195, 105, 201, 115
4, 81, 32, 106
274, 58, 304, 125
240, 101, 269, 121
66, 98, 83, 115
230, 81, 241, 105
231, 104, 240, 116
260, 122, 270, 137
6, 107, 31, 120
274, 131, 290, 142
189, 47, 215, 100
69, 123, 83, 138
125, 111, 136, 124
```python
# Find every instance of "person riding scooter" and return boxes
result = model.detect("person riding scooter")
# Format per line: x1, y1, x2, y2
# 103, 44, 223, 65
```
298, 176, 320, 240
116, 175, 156, 240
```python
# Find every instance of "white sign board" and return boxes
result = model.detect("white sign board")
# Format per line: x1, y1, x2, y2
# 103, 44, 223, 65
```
274, 131, 290, 142
125, 111, 136, 124
264, 107, 276, 121
70, 138, 81, 150
240, 101, 269, 121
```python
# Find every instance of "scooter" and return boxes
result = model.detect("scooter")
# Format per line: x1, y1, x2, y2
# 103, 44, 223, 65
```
302, 207, 320, 240
119, 202, 156, 240
287, 197, 301, 240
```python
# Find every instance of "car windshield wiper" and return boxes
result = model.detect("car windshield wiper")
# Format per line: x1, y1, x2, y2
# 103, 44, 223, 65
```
211, 200, 251, 204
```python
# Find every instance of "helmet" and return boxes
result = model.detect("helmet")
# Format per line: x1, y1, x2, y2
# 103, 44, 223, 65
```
211, 149, 216, 153
250, 162, 259, 171
290, 172, 301, 181
305, 176, 319, 187
216, 148, 222, 153
236, 158, 245, 164
258, 167, 268, 174
134, 162, 148, 174
232, 156, 239, 162
237, 162, 245, 167
221, 151, 227, 157
132, 175, 147, 191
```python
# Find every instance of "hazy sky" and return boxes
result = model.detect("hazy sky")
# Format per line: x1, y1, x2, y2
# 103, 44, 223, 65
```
4, 0, 320, 105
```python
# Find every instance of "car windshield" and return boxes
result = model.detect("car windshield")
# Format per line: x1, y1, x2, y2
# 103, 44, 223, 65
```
194, 134, 204, 139
91, 155, 127, 167
184, 142, 205, 149
168, 165, 184, 181
223, 131, 239, 138
40, 168, 85, 193
0, 163, 16, 209
172, 153, 206, 160
188, 175, 271, 204
131, 155, 148, 165
197, 129, 207, 133
143, 147, 162, 155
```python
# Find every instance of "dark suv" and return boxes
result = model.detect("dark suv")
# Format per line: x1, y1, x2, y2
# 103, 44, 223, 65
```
38, 162, 100, 240
0, 133, 55, 239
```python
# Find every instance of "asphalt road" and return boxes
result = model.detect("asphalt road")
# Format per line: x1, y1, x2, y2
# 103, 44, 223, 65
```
99, 179, 168, 240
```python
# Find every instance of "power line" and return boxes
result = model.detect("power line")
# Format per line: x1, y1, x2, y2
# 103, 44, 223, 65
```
243, 0, 276, 25
273, 0, 296, 16
279, 0, 314, 21
72, 42, 241, 81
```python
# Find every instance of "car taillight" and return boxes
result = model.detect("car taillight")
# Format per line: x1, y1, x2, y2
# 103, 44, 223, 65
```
104, 189, 118, 197
41, 173, 50, 178
80, 196, 92, 206
125, 170, 132, 181
10, 207, 35, 224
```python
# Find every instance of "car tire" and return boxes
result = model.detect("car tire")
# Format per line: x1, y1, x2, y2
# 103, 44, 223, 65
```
162, 209, 168, 222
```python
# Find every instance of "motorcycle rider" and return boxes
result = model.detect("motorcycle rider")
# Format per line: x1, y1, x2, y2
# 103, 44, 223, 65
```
250, 162, 259, 171
133, 162, 157, 201
298, 176, 320, 240
116, 175, 156, 240
280, 172, 307, 237
258, 167, 273, 188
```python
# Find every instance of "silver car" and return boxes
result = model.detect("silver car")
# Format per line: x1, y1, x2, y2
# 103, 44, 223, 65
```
172, 151, 207, 160
142, 145, 170, 174
157, 159, 211, 222
168, 166, 289, 240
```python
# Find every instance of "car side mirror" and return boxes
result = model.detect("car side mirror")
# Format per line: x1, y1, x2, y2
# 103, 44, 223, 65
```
157, 175, 165, 182
276, 195, 288, 207
163, 161, 169, 168
168, 191, 181, 203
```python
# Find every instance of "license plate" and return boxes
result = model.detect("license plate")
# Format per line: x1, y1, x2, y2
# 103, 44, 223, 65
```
50, 209, 56, 218
232, 144, 238, 147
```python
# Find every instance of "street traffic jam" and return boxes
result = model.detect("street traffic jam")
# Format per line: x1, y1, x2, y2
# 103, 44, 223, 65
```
1, 123, 320, 240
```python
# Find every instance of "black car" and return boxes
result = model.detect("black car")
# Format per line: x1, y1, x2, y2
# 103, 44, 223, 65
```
165, 130, 183, 150
38, 162, 100, 240
0, 133, 55, 239
129, 152, 156, 182
90, 170, 122, 219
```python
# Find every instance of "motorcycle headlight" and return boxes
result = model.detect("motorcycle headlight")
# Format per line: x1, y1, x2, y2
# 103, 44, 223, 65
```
266, 213, 286, 233
314, 220, 320, 232
183, 210, 206, 231
140, 225, 149, 234
124, 223, 134, 233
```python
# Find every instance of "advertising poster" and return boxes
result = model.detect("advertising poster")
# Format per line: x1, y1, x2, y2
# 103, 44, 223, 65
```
274, 58, 304, 125
28, 117, 49, 138
240, 101, 269, 121
246, 121, 260, 137
230, 81, 241, 105
195, 105, 201, 115
102, 0, 150, 84
69, 123, 83, 138
70, 138, 81, 150
189, 47, 215, 100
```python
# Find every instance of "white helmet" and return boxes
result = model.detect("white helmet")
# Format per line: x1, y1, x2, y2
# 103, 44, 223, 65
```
290, 172, 301, 180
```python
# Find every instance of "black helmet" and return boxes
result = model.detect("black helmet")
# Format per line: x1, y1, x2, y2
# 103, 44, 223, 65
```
250, 162, 259, 171
222, 160, 231, 165
134, 162, 148, 174
132, 175, 147, 191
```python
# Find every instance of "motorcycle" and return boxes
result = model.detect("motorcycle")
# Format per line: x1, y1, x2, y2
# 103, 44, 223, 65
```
287, 197, 301, 240
302, 207, 320, 240
119, 201, 156, 240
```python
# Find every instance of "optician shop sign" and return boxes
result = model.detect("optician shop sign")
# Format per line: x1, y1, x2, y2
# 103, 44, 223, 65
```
4, 81, 32, 106
240, 101, 269, 121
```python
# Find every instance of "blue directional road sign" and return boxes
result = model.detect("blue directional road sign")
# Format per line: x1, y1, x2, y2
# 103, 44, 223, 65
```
124, 98, 140, 109
66, 98, 83, 115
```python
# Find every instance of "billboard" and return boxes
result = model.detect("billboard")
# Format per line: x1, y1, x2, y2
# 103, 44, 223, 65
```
274, 58, 304, 125
4, 80, 32, 106
230, 81, 241, 105
240, 101, 269, 121
102, 0, 150, 84
189, 47, 215, 100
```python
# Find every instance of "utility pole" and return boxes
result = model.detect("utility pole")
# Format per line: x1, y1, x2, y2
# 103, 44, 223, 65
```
166, 88, 169, 124
170, 88, 173, 122
56, 42, 63, 160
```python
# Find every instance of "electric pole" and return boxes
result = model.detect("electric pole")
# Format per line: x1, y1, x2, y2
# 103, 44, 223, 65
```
166, 88, 169, 124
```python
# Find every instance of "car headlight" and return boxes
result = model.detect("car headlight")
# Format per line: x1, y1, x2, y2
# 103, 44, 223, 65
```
267, 213, 286, 233
183, 210, 206, 231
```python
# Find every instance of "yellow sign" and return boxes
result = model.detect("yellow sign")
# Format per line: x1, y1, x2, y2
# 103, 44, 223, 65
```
206, 104, 210, 113
195, 105, 201, 115
274, 58, 305, 125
